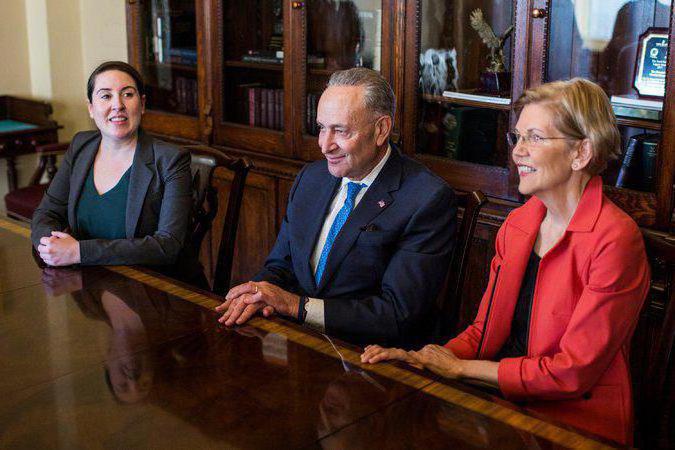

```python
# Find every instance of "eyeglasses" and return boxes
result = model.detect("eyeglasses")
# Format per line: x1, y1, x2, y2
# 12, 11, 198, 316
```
506, 131, 572, 148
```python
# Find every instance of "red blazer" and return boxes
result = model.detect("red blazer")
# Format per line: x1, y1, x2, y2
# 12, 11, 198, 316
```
446, 176, 650, 445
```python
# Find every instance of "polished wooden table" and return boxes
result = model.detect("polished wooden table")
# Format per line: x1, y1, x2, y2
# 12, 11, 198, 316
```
0, 219, 617, 449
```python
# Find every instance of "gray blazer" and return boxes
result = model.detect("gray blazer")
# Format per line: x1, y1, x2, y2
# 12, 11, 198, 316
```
31, 129, 192, 266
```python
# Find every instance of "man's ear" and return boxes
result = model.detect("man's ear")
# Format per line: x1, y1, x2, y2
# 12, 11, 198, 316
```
374, 115, 392, 146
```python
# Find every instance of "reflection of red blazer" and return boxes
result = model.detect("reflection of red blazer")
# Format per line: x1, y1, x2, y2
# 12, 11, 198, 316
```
446, 176, 650, 445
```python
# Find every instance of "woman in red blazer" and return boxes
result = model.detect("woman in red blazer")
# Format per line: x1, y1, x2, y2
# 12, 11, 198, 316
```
361, 78, 650, 445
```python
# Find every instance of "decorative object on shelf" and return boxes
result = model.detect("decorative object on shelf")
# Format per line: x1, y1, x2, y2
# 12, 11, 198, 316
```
419, 48, 458, 95
469, 8, 513, 94
616, 133, 659, 191
634, 28, 669, 98
356, 9, 382, 70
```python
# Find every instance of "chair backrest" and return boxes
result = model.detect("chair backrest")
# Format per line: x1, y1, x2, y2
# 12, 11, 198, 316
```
30, 142, 70, 185
186, 145, 252, 295
436, 190, 487, 339
636, 229, 675, 449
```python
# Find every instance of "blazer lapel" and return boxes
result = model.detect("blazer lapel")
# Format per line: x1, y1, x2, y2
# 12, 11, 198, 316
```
125, 131, 154, 238
316, 150, 402, 293
297, 175, 341, 291
68, 133, 101, 235
482, 199, 545, 358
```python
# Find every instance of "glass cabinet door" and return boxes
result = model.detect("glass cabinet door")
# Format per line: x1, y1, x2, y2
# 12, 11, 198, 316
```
546, 0, 672, 195
138, 0, 199, 117
304, 0, 386, 138
221, 0, 284, 131
212, 0, 289, 156
402, 0, 518, 199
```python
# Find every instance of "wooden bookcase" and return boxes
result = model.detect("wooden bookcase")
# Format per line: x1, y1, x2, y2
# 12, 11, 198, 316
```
124, 1, 675, 265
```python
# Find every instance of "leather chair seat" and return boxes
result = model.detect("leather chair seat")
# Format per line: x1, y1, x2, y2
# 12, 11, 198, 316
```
5, 184, 47, 220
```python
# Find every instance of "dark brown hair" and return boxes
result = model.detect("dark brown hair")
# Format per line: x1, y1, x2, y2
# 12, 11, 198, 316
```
87, 61, 145, 102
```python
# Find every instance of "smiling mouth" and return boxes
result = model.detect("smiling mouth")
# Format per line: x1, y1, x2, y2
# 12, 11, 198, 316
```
517, 165, 536, 175
109, 117, 128, 123
326, 155, 345, 164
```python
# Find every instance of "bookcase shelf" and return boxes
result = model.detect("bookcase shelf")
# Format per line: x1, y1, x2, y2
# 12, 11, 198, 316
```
145, 61, 197, 74
616, 116, 662, 131
224, 60, 283, 71
421, 93, 512, 111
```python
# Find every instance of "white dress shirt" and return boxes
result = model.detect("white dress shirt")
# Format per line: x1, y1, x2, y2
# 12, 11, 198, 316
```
304, 146, 391, 331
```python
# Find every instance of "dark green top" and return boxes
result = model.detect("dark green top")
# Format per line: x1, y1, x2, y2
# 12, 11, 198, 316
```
76, 166, 131, 240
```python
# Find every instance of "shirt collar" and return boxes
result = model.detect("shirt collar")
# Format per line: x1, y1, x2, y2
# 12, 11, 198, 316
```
341, 145, 391, 188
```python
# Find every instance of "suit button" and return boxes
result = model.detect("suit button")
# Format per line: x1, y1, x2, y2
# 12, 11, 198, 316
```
582, 392, 592, 400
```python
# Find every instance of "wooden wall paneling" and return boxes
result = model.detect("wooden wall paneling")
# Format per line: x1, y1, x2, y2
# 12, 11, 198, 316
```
209, 170, 277, 286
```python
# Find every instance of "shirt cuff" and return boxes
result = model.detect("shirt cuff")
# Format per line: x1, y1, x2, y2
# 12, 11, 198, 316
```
304, 297, 325, 332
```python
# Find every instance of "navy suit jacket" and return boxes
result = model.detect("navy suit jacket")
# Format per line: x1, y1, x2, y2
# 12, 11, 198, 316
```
254, 148, 457, 348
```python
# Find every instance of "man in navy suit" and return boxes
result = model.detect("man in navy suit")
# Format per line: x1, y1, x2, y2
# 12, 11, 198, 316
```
216, 68, 456, 347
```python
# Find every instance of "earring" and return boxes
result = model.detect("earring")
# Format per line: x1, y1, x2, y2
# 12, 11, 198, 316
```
572, 162, 579, 170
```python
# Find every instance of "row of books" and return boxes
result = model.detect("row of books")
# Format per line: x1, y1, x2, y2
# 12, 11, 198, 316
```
242, 87, 284, 130
240, 50, 326, 67
173, 76, 198, 116
610, 94, 663, 121
615, 133, 658, 192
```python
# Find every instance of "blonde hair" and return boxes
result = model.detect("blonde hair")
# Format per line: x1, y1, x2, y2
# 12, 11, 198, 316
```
516, 78, 621, 175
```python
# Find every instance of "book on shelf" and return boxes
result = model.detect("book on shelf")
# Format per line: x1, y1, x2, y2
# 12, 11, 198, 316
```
615, 133, 659, 191
307, 55, 326, 66
242, 50, 283, 65
612, 104, 662, 121
442, 90, 511, 106
243, 86, 284, 130
610, 94, 663, 111
168, 47, 197, 66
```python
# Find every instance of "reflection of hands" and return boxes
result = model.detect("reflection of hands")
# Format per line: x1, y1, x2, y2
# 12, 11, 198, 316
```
41, 267, 83, 296
233, 325, 268, 341
38, 231, 81, 266
215, 281, 298, 326
408, 345, 464, 379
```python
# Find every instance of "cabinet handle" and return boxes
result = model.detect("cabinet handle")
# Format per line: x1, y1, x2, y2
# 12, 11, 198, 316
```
531, 8, 547, 19
292, 1, 304, 9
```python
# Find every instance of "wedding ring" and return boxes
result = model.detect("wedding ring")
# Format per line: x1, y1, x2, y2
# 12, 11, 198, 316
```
253, 283, 259, 294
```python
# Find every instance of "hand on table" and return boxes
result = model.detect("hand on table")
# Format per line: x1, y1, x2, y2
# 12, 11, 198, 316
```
408, 344, 464, 379
38, 231, 81, 266
360, 345, 423, 369
215, 281, 299, 326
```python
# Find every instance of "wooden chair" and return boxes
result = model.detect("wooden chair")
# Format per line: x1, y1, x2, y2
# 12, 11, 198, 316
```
187, 145, 252, 296
434, 190, 488, 341
636, 229, 675, 449
4, 142, 69, 221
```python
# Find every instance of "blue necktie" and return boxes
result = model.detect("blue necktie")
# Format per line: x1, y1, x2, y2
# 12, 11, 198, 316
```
315, 181, 366, 284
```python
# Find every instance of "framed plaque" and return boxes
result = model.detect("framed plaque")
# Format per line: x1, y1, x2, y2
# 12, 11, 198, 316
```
634, 28, 669, 98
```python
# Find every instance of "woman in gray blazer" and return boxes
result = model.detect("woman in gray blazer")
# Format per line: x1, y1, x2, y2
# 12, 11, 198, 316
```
31, 61, 193, 271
